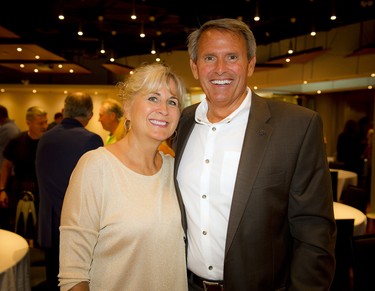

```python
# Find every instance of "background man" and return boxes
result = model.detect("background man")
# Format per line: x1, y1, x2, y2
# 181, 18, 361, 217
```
0, 105, 21, 229
0, 106, 48, 244
98, 98, 124, 145
36, 92, 103, 291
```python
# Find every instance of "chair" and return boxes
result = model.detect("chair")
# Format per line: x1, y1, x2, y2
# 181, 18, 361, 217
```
340, 185, 369, 214
330, 219, 354, 291
330, 170, 338, 202
351, 234, 375, 291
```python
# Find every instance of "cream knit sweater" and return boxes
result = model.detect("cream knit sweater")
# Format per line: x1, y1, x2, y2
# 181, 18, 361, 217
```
59, 147, 187, 291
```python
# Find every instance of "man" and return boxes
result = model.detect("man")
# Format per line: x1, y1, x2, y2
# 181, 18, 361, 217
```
47, 112, 63, 130
36, 92, 103, 291
98, 98, 125, 144
0, 105, 21, 229
0, 106, 48, 242
174, 18, 336, 290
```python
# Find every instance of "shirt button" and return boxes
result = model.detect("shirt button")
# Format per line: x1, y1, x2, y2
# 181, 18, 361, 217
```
208, 266, 213, 270
202, 194, 206, 199
205, 159, 210, 163
202, 231, 207, 235
212, 127, 216, 131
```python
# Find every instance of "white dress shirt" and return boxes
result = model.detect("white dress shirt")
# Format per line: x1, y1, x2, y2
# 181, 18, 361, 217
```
177, 89, 251, 280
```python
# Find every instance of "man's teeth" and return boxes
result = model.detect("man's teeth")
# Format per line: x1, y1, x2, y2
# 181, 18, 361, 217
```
212, 80, 231, 85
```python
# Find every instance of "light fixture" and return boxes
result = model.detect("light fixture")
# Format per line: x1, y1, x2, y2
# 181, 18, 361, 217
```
58, 10, 64, 20
100, 41, 106, 54
310, 22, 316, 36
77, 23, 83, 36
140, 22, 145, 38
109, 50, 116, 62
151, 40, 156, 54
287, 39, 294, 54
330, 0, 337, 20
131, 0, 137, 20
254, 0, 260, 22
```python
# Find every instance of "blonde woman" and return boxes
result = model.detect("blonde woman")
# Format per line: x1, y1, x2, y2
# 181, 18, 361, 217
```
59, 63, 187, 291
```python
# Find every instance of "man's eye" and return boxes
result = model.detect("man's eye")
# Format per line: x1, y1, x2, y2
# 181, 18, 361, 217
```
228, 55, 238, 61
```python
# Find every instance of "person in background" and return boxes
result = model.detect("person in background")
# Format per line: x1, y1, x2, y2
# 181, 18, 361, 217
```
336, 119, 363, 175
0, 106, 48, 245
47, 112, 63, 130
0, 104, 21, 229
36, 92, 103, 291
59, 63, 188, 291
174, 18, 336, 290
98, 98, 125, 145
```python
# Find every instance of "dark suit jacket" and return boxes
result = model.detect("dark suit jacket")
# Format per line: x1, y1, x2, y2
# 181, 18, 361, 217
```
36, 118, 104, 248
174, 93, 336, 291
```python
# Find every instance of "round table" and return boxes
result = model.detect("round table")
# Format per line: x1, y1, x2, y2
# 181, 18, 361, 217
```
0, 229, 30, 291
333, 202, 367, 236
330, 169, 358, 201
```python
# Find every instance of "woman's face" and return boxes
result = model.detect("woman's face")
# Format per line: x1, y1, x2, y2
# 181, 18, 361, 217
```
127, 81, 180, 143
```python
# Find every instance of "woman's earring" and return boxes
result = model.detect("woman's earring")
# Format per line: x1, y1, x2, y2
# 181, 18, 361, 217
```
124, 119, 131, 134
170, 130, 177, 141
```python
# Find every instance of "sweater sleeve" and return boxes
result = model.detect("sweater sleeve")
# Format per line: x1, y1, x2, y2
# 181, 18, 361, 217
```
59, 150, 103, 291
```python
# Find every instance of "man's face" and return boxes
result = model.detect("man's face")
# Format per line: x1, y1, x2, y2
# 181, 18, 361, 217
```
190, 29, 256, 117
27, 115, 48, 139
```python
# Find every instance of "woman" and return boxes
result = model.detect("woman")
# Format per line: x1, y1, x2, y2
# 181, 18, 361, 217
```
59, 63, 187, 291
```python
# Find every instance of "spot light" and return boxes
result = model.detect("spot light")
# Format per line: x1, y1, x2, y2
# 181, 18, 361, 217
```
254, 0, 260, 21
131, 0, 137, 20
287, 39, 294, 54
151, 40, 156, 54
58, 10, 64, 20
140, 22, 145, 38
330, 0, 337, 20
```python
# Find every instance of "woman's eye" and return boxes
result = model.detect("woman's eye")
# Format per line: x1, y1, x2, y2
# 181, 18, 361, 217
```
168, 99, 178, 106
148, 96, 158, 102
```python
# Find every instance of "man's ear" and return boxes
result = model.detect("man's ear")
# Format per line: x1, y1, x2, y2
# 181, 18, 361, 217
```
190, 59, 199, 80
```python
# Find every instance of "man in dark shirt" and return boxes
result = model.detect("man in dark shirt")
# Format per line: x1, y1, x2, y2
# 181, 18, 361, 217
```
0, 106, 48, 241
36, 92, 103, 291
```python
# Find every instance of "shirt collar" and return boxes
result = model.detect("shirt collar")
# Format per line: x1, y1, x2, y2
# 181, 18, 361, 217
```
195, 87, 252, 125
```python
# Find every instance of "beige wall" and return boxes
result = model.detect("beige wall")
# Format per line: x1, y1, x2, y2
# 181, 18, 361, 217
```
0, 85, 118, 143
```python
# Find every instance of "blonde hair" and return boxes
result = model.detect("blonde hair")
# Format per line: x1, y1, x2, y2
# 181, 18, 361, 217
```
117, 62, 186, 111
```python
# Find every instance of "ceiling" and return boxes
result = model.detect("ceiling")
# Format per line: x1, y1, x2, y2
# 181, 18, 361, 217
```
0, 0, 374, 84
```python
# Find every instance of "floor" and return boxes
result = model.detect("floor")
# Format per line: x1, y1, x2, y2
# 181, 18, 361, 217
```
30, 247, 48, 291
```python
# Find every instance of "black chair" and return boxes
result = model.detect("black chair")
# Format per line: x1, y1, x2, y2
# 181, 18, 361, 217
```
351, 234, 375, 291
340, 185, 369, 214
330, 170, 338, 202
330, 219, 355, 291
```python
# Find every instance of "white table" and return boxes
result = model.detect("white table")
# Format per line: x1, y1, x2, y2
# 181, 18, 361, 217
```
330, 169, 358, 201
0, 229, 31, 291
333, 202, 367, 236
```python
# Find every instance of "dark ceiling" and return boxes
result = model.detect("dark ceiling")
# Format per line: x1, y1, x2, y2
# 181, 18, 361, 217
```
1, 0, 374, 58
0, 0, 374, 84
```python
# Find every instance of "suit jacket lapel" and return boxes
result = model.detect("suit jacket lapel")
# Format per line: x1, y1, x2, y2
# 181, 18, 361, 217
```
225, 94, 273, 255
174, 103, 198, 232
